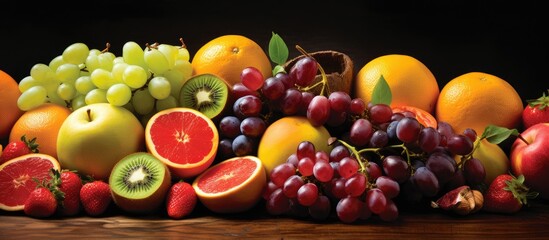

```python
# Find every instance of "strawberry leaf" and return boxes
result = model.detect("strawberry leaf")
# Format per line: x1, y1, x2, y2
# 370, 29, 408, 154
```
371, 75, 392, 105
526, 89, 549, 110
480, 125, 519, 145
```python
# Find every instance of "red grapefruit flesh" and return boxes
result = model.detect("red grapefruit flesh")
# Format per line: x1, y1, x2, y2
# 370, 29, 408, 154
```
145, 107, 219, 179
192, 155, 267, 214
0, 153, 60, 211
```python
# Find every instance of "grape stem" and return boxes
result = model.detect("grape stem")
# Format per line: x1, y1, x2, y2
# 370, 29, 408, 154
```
294, 45, 331, 96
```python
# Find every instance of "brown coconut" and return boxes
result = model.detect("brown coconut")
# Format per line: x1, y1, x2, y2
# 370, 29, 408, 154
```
283, 50, 354, 96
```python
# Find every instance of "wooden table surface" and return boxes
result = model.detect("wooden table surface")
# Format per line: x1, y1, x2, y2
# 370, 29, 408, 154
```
1, 1, 547, 239
1, 199, 549, 239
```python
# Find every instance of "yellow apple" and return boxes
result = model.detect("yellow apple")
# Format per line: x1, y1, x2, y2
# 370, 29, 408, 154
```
57, 103, 145, 180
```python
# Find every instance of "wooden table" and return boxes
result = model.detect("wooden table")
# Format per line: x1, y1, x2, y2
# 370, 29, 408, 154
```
1, 200, 548, 239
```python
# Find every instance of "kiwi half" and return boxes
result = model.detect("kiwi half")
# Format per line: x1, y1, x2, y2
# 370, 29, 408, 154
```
179, 73, 229, 120
109, 152, 171, 214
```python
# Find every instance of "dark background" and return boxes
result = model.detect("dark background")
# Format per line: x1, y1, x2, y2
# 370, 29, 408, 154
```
0, 0, 546, 101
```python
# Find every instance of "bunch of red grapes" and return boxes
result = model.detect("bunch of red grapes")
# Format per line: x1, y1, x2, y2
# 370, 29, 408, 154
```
217, 55, 486, 223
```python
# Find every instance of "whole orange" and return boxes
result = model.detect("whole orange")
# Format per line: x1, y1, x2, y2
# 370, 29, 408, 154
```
9, 103, 71, 159
436, 72, 523, 135
0, 70, 24, 140
191, 35, 272, 87
353, 54, 439, 114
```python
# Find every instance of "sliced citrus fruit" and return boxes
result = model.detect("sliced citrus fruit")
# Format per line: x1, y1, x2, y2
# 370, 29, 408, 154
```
393, 105, 438, 129
145, 107, 218, 179
192, 155, 267, 214
0, 153, 60, 211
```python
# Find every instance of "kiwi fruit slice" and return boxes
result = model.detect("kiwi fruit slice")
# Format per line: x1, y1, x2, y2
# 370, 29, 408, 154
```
179, 73, 229, 121
109, 152, 171, 214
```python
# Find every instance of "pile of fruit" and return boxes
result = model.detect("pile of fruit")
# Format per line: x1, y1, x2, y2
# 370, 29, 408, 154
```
0, 33, 548, 223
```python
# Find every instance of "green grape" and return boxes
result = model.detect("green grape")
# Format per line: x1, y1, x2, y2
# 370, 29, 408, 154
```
158, 44, 178, 69
122, 101, 135, 113
113, 56, 125, 65
85, 88, 108, 104
112, 62, 129, 83
177, 47, 190, 62
89, 49, 101, 56
86, 54, 100, 73
132, 88, 155, 115
19, 76, 39, 92
18, 85, 47, 111
75, 76, 96, 94
71, 94, 87, 110
123, 41, 146, 66
56, 63, 80, 83
57, 82, 76, 100
123, 65, 148, 88
98, 52, 115, 70
49, 55, 66, 72
106, 83, 132, 106
144, 48, 169, 75
148, 76, 171, 100
174, 59, 193, 80
47, 91, 66, 106
63, 42, 90, 65
91, 68, 116, 89
30, 63, 55, 82
163, 69, 184, 97
156, 95, 178, 112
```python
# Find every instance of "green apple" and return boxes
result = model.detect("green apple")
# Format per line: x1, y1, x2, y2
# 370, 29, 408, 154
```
57, 103, 145, 180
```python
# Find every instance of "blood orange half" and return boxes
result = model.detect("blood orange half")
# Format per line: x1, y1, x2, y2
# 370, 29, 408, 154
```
0, 153, 60, 211
145, 107, 219, 179
393, 105, 438, 129
192, 155, 267, 214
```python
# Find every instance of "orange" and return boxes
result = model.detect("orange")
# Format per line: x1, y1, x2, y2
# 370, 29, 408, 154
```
9, 103, 71, 159
0, 153, 61, 211
191, 35, 272, 87
0, 70, 24, 140
436, 72, 523, 135
353, 54, 439, 114
192, 155, 266, 214
145, 107, 219, 179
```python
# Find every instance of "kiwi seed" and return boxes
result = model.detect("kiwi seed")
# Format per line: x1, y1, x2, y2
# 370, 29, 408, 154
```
179, 73, 229, 120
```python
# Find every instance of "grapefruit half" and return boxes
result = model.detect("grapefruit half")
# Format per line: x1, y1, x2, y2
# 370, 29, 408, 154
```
145, 107, 219, 179
192, 155, 267, 214
0, 153, 60, 211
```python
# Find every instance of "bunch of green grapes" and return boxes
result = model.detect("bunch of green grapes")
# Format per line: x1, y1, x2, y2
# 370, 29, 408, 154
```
17, 40, 193, 122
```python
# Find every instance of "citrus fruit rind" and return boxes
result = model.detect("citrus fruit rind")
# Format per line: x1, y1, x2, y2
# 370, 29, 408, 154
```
192, 155, 267, 214
145, 107, 219, 179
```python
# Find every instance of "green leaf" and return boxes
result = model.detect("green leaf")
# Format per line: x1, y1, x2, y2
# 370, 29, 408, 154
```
371, 75, 392, 105
480, 125, 519, 145
268, 32, 289, 66
272, 65, 286, 76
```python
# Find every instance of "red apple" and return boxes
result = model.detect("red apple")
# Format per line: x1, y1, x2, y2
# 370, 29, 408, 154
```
510, 122, 549, 199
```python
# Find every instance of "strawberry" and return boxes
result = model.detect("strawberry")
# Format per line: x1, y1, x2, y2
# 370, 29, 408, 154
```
23, 177, 63, 218
166, 181, 197, 219
482, 174, 538, 214
0, 135, 39, 164
54, 169, 82, 216
80, 180, 112, 216
522, 89, 549, 129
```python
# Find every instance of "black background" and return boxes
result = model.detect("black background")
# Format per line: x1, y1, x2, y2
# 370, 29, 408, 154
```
0, 0, 546, 101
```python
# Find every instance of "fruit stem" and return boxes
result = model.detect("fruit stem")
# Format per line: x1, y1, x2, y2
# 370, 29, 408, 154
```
517, 134, 530, 145
336, 139, 368, 171
386, 143, 414, 171
295, 45, 330, 96
179, 37, 187, 49
101, 42, 111, 53
86, 108, 92, 122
